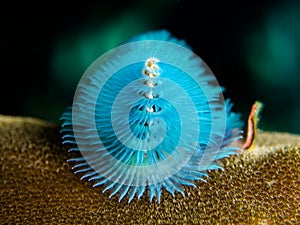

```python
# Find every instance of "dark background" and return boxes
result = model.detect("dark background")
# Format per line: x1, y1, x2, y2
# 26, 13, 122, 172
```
1, 0, 300, 134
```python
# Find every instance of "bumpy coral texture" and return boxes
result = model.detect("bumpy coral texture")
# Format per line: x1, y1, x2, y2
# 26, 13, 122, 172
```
1, 116, 299, 224
60, 30, 243, 203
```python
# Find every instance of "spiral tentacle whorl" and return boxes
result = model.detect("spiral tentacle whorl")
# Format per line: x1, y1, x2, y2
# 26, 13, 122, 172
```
60, 30, 243, 203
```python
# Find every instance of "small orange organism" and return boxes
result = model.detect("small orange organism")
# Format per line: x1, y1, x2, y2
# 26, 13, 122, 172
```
242, 101, 264, 150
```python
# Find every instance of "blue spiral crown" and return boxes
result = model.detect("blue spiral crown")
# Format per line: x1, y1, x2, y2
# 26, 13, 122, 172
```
60, 29, 243, 203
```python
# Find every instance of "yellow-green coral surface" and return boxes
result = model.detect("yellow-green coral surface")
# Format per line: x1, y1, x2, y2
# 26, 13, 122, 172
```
0, 115, 299, 224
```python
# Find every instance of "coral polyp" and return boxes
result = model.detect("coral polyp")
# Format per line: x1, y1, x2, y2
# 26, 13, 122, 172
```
60, 29, 243, 203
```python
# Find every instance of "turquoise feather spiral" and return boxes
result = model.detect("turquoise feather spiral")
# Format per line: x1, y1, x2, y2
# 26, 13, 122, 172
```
60, 29, 243, 203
